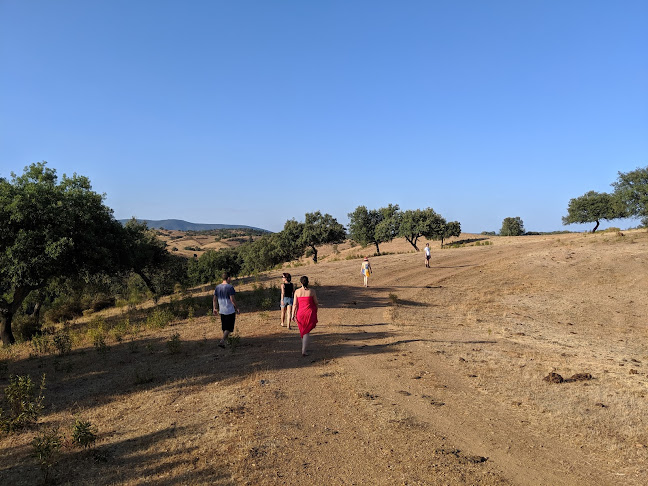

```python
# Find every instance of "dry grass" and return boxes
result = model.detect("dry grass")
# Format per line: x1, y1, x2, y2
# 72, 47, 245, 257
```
1, 231, 648, 484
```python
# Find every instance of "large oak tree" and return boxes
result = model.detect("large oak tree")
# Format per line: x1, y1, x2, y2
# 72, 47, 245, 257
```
0, 163, 166, 345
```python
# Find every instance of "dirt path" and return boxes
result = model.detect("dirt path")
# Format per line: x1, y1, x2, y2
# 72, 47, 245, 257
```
224, 236, 648, 485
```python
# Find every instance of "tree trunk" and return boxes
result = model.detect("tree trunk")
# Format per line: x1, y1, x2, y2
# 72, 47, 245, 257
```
1, 286, 36, 345
311, 246, 318, 263
405, 237, 419, 251
136, 270, 157, 295
592, 220, 600, 233
374, 242, 380, 255
0, 310, 16, 345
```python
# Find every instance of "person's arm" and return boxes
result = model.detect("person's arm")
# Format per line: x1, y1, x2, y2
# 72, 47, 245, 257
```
291, 289, 299, 320
213, 293, 219, 315
280, 283, 285, 303
229, 292, 240, 314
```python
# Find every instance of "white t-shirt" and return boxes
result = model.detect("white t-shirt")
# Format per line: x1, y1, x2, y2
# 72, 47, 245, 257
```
424, 246, 430, 257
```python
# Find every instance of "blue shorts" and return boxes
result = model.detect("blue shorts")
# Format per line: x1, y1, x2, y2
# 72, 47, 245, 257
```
281, 297, 294, 307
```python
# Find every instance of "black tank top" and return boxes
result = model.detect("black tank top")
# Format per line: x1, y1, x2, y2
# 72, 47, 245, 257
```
283, 283, 294, 298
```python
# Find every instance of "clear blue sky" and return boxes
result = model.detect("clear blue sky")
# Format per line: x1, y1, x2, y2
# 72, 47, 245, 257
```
1, 1, 646, 233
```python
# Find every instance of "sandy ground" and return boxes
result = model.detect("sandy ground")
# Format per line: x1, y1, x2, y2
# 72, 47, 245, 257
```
1, 231, 647, 485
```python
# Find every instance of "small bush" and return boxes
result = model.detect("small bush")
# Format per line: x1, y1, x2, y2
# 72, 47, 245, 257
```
388, 293, 399, 305
32, 425, 62, 483
52, 332, 72, 356
31, 334, 52, 355
166, 333, 182, 355
71, 419, 97, 449
46, 300, 83, 323
93, 335, 109, 356
0, 374, 46, 432
146, 308, 175, 329
91, 295, 116, 312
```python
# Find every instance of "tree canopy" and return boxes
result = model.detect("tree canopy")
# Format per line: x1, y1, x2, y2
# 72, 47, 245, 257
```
0, 163, 169, 345
500, 217, 525, 236
612, 166, 648, 226
347, 204, 399, 254
397, 208, 446, 251
298, 211, 346, 263
562, 191, 624, 232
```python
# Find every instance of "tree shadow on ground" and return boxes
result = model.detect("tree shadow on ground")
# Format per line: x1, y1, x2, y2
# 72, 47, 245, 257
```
1, 322, 418, 484
316, 285, 429, 310
1, 425, 234, 485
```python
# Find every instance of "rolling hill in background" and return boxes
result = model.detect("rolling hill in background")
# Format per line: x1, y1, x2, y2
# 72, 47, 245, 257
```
119, 219, 270, 232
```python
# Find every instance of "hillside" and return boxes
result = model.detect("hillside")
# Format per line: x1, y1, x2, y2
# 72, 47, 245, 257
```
1, 230, 647, 485
119, 218, 270, 232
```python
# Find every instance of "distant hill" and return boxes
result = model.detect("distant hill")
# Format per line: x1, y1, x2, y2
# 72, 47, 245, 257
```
119, 219, 270, 232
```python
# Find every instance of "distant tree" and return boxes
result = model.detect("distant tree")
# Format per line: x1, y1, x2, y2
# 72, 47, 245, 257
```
398, 208, 445, 251
500, 217, 525, 236
562, 191, 624, 233
188, 248, 241, 285
0, 163, 131, 345
612, 166, 648, 226
348, 204, 400, 254
298, 211, 346, 263
273, 219, 306, 262
433, 221, 461, 247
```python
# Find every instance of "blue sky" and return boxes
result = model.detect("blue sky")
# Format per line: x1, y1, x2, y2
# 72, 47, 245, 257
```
1, 1, 646, 233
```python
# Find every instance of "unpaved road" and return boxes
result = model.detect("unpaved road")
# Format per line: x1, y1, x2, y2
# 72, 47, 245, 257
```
219, 232, 648, 485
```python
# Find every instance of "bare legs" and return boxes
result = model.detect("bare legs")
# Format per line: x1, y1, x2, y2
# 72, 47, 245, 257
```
301, 333, 310, 357
281, 305, 292, 329
364, 275, 368, 287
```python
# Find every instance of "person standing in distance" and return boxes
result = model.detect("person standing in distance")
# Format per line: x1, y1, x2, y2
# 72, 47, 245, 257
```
424, 243, 431, 268
361, 257, 372, 287
213, 271, 240, 347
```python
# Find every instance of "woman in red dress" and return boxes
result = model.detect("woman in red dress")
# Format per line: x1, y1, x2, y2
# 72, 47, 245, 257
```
291, 276, 318, 356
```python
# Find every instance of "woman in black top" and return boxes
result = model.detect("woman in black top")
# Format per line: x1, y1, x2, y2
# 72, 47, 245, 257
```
280, 273, 294, 329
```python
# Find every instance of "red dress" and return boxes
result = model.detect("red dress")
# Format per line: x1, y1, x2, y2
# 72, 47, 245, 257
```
295, 296, 318, 338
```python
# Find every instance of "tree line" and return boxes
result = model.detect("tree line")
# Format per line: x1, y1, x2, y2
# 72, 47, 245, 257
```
1, 163, 460, 345
4, 162, 646, 345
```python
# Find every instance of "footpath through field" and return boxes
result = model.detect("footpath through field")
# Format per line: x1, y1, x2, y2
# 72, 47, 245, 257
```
230, 241, 626, 485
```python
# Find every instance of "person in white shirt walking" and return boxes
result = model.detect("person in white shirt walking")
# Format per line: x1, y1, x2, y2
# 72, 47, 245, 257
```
424, 243, 431, 268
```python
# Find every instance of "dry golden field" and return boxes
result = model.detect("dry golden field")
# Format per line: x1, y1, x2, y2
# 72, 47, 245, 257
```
1, 230, 647, 485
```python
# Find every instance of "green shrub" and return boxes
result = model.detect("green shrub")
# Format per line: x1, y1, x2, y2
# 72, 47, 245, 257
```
45, 300, 83, 323
93, 335, 109, 356
166, 333, 182, 355
52, 332, 72, 356
91, 295, 115, 312
71, 419, 97, 448
0, 374, 46, 432
146, 308, 175, 329
31, 334, 52, 355
32, 425, 62, 483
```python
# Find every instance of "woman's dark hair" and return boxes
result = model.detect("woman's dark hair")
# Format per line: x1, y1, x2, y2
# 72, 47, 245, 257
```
282, 272, 291, 282
300, 276, 309, 288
